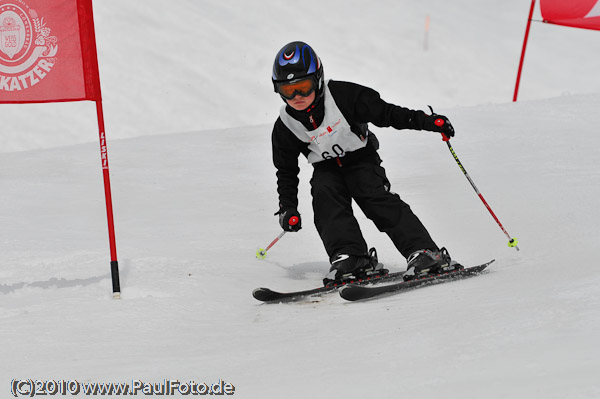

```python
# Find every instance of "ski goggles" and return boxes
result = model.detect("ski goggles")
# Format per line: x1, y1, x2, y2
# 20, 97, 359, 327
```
275, 77, 316, 100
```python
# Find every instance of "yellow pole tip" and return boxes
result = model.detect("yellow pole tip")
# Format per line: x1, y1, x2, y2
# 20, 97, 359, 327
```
256, 249, 267, 259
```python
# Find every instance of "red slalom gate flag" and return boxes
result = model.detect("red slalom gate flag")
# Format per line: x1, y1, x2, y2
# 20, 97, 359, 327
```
0, 0, 100, 102
0, 0, 121, 298
540, 0, 600, 31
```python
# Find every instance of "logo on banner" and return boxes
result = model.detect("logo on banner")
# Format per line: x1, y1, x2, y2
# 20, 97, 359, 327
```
0, 1, 58, 92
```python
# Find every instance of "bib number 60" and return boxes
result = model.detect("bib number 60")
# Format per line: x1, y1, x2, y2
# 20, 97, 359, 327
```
321, 144, 345, 160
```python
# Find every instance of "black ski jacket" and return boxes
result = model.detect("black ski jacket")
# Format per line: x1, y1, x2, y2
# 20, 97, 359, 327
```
271, 79, 429, 210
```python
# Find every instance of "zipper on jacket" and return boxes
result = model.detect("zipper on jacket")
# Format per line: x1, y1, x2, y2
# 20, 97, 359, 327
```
308, 114, 318, 130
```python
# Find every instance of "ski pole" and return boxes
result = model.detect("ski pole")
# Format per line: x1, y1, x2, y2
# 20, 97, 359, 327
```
435, 122, 519, 250
256, 216, 299, 259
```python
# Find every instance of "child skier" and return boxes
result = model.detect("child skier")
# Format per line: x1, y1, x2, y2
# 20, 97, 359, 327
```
270, 41, 456, 286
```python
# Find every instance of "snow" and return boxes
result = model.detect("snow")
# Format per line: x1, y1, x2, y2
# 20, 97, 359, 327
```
1, 1, 600, 398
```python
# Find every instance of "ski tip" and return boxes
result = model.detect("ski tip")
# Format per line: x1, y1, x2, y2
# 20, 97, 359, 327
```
339, 285, 368, 302
252, 287, 274, 302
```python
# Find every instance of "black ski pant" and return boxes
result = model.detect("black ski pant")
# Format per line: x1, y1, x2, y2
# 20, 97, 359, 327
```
310, 153, 438, 262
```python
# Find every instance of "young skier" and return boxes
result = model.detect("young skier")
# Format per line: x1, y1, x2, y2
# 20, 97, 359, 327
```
270, 41, 456, 286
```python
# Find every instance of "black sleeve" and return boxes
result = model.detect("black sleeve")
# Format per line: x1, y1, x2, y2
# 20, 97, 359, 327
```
271, 118, 307, 210
328, 80, 428, 131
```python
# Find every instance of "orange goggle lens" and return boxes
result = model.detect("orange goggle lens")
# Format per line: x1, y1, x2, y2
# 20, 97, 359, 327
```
277, 78, 316, 100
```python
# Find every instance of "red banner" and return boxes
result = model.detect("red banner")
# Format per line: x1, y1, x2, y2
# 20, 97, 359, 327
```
541, 0, 600, 31
0, 0, 101, 103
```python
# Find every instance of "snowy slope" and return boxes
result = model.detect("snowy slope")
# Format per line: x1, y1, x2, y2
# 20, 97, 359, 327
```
2, 95, 600, 399
2, 1, 600, 398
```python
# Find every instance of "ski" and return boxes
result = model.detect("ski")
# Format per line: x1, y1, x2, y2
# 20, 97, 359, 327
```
252, 269, 406, 303
339, 260, 494, 302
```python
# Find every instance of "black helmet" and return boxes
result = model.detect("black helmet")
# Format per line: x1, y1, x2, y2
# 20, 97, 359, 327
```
272, 41, 324, 100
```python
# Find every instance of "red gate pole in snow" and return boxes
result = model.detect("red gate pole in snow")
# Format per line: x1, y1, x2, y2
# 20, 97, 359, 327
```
84, 0, 121, 299
96, 101, 121, 298
513, 0, 537, 102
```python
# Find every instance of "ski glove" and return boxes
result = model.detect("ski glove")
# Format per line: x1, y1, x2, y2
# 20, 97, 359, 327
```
423, 112, 455, 139
275, 207, 302, 232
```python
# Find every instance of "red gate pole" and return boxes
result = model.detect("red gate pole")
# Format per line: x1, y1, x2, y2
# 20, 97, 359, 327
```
513, 0, 536, 102
96, 100, 121, 299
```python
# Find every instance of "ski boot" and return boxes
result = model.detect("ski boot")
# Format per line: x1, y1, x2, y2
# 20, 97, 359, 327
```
403, 247, 459, 281
323, 248, 387, 287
